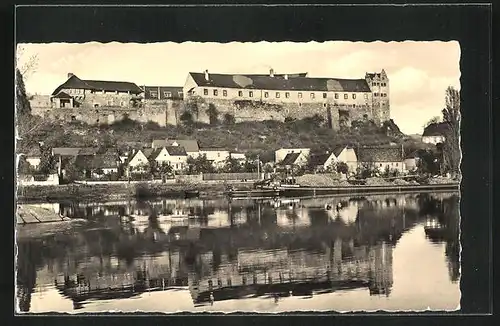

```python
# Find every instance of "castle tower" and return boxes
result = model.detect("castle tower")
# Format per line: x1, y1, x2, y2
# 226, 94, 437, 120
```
365, 69, 390, 125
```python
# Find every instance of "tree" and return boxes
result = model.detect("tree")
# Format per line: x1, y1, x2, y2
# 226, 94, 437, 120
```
17, 155, 33, 175
186, 154, 215, 174
39, 148, 57, 175
441, 86, 461, 177
206, 103, 219, 125
180, 111, 194, 127
223, 113, 236, 125
336, 162, 349, 175
221, 156, 243, 173
424, 116, 441, 129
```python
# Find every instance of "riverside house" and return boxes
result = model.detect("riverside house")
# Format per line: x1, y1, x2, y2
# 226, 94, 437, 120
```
356, 146, 405, 173
308, 151, 337, 172
149, 146, 188, 172
199, 147, 231, 168
332, 145, 358, 174
275, 147, 311, 163
151, 139, 200, 157
422, 122, 450, 145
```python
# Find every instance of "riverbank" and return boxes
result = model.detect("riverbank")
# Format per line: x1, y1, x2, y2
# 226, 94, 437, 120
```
16, 181, 254, 203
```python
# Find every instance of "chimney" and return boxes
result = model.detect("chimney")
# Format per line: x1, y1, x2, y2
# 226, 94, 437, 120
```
67, 73, 74, 79
269, 68, 274, 77
204, 70, 209, 81
284, 74, 288, 80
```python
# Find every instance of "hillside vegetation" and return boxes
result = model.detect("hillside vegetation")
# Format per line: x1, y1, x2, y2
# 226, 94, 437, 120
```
17, 114, 426, 162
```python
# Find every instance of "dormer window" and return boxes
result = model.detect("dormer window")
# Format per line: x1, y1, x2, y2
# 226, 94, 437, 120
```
164, 91, 172, 98
150, 91, 158, 98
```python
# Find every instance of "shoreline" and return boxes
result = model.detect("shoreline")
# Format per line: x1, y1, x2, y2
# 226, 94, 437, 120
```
16, 180, 459, 204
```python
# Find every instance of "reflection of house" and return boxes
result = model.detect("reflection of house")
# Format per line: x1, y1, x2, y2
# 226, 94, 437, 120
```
188, 240, 393, 305
356, 146, 405, 173
422, 122, 449, 145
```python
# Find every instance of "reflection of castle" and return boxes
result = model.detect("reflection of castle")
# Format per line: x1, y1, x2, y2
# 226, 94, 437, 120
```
19, 193, 458, 311
187, 239, 393, 304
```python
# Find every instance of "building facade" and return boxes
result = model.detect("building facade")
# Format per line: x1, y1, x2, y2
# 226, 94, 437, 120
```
29, 74, 181, 127
183, 69, 390, 129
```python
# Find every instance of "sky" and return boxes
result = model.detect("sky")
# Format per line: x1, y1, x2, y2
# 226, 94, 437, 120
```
16, 41, 460, 134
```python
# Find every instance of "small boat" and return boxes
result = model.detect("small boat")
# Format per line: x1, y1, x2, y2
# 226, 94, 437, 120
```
184, 190, 200, 198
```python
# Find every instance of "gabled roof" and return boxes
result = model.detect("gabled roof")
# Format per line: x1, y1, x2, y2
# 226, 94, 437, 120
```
51, 74, 143, 96
422, 122, 450, 137
200, 147, 229, 152
52, 91, 73, 99
90, 154, 119, 169
332, 145, 347, 157
309, 153, 333, 167
189, 72, 372, 93
356, 146, 403, 163
167, 139, 200, 152
142, 148, 154, 158
52, 147, 82, 157
165, 146, 187, 156
281, 152, 302, 165
124, 149, 148, 166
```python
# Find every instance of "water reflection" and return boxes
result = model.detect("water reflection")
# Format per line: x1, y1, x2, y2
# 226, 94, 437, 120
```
16, 192, 460, 313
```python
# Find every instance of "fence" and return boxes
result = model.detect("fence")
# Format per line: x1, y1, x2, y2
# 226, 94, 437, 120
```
17, 174, 60, 186
202, 172, 260, 181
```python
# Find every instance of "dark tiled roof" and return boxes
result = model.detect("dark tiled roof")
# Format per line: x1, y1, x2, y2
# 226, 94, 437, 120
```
422, 122, 450, 137
143, 148, 154, 158
332, 145, 346, 157
148, 148, 163, 161
52, 147, 82, 156
166, 146, 187, 156
189, 72, 372, 92
91, 154, 119, 169
78, 148, 99, 156
142, 86, 184, 100
309, 153, 332, 167
200, 147, 229, 152
52, 74, 143, 96
52, 91, 73, 99
281, 152, 301, 165
356, 146, 403, 163
170, 140, 199, 152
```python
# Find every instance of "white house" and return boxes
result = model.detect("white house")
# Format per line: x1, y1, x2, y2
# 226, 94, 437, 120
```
275, 148, 311, 163
125, 149, 150, 174
152, 139, 200, 157
356, 146, 405, 173
308, 152, 337, 171
280, 152, 309, 168
422, 122, 449, 145
150, 146, 188, 172
199, 147, 230, 168
25, 147, 42, 170
332, 145, 358, 174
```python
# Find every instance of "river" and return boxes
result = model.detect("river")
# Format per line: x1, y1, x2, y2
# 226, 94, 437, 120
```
15, 191, 460, 313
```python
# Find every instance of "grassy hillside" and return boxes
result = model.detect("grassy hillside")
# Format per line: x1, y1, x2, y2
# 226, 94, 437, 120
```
17, 115, 426, 161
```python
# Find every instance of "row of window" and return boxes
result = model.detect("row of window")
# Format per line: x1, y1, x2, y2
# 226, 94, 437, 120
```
149, 91, 183, 99
372, 82, 387, 87
203, 88, 372, 100
374, 93, 388, 97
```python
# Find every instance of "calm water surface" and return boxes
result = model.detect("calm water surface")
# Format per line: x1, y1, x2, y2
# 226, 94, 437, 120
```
16, 192, 460, 313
